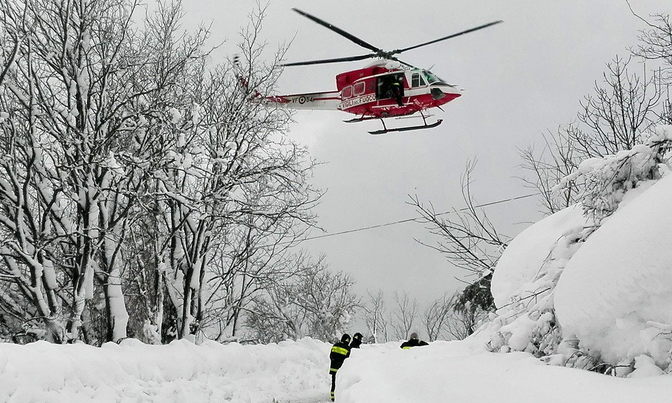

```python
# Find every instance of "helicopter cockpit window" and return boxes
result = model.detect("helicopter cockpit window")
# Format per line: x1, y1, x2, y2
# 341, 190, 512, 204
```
422, 71, 446, 85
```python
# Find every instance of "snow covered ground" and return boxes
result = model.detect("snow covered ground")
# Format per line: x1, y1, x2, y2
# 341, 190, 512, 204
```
0, 336, 670, 403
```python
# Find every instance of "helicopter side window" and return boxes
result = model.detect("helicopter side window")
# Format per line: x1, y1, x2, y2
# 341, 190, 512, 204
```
411, 73, 426, 88
341, 85, 353, 99
353, 82, 366, 96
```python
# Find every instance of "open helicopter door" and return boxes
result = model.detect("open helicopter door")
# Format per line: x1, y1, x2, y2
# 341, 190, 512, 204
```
375, 73, 405, 104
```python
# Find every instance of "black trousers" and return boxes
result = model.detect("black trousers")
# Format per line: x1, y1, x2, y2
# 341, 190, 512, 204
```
330, 371, 337, 401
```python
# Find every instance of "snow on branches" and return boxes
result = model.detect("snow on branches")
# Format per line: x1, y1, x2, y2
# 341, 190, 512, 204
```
554, 125, 672, 223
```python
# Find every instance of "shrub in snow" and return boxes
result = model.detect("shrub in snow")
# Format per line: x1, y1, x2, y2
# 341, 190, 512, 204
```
478, 126, 672, 377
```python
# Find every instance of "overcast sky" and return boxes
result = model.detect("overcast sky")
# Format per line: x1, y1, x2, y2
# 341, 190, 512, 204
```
179, 0, 671, 313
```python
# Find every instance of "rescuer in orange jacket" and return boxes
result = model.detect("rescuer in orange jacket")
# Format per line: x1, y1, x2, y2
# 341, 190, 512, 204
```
329, 333, 352, 401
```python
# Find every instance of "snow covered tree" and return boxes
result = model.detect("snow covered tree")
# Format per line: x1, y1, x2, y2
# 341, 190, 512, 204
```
417, 12, 671, 359
0, 0, 181, 343
0, 0, 320, 345
483, 126, 672, 369
480, 10, 672, 367
555, 127, 671, 222
137, 7, 319, 343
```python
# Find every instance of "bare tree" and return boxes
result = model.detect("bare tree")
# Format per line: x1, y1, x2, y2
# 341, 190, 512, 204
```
632, 11, 672, 72
245, 257, 361, 343
408, 161, 505, 324
390, 290, 419, 340
362, 289, 388, 343
423, 293, 453, 341
631, 10, 672, 124
519, 127, 581, 214
410, 160, 509, 278
202, 215, 313, 341
445, 306, 484, 341
522, 36, 671, 217
575, 56, 660, 157
421, 290, 490, 341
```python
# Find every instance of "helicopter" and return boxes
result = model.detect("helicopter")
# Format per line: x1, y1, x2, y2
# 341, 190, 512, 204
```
265, 8, 502, 135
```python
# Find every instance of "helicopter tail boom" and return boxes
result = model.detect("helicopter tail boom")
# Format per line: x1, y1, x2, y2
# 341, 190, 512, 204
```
265, 91, 341, 110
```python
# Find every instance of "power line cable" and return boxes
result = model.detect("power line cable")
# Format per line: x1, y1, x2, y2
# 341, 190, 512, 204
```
299, 192, 538, 243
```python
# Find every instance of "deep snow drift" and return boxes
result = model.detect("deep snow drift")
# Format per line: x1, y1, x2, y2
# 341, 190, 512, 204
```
485, 125, 672, 375
555, 174, 672, 369
0, 337, 670, 403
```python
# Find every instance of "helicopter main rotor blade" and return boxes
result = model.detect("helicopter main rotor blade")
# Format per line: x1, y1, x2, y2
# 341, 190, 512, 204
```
393, 20, 503, 54
292, 8, 382, 53
283, 53, 376, 67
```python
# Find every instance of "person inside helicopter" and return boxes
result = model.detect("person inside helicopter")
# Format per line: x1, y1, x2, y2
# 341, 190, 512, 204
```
377, 74, 404, 106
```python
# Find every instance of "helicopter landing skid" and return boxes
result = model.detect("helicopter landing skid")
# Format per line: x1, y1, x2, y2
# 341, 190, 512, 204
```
368, 118, 443, 135
343, 116, 380, 123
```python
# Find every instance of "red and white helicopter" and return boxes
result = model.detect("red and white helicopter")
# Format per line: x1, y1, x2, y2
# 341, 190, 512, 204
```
267, 9, 502, 134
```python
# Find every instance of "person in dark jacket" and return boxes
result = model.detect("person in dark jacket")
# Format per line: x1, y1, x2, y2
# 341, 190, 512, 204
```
329, 333, 352, 401
349, 332, 363, 349
400, 332, 428, 349
389, 75, 404, 106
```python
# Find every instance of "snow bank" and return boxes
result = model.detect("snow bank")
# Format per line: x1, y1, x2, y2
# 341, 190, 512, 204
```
0, 338, 329, 403
555, 173, 672, 368
482, 129, 672, 374
490, 204, 587, 308
1, 336, 671, 403
480, 203, 589, 357
338, 339, 671, 403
